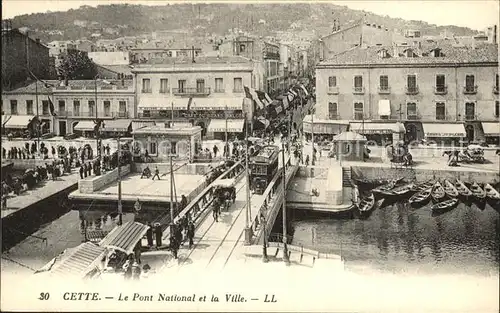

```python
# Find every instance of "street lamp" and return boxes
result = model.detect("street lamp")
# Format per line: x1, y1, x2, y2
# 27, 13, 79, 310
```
117, 133, 123, 226
244, 113, 253, 245
94, 74, 103, 176
281, 141, 290, 265
261, 211, 268, 263
310, 107, 315, 166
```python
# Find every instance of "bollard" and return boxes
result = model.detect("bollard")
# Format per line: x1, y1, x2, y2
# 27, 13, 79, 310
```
154, 223, 162, 248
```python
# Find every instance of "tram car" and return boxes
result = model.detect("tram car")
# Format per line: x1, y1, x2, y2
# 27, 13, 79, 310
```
249, 145, 280, 195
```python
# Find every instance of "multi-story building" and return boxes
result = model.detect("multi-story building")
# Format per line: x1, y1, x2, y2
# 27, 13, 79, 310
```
314, 42, 499, 145
88, 51, 130, 66
48, 40, 77, 69
2, 27, 52, 90
51, 80, 135, 136
130, 46, 202, 64
131, 56, 257, 139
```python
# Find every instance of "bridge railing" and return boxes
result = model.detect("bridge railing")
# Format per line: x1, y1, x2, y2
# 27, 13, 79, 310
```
267, 233, 342, 261
161, 158, 246, 241
249, 157, 298, 245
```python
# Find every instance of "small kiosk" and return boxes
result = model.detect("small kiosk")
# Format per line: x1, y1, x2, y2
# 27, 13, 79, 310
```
330, 131, 367, 162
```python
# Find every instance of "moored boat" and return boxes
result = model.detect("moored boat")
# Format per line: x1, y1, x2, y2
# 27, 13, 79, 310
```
483, 183, 500, 201
411, 180, 435, 192
357, 192, 375, 214
372, 179, 400, 196
469, 181, 486, 201
443, 179, 459, 198
431, 198, 459, 216
392, 183, 415, 197
409, 188, 432, 207
455, 179, 472, 198
431, 181, 446, 203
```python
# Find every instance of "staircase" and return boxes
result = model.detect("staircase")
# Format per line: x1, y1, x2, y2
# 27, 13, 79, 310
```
342, 167, 352, 187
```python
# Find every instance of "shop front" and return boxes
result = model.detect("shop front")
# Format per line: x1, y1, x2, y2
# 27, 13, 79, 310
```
302, 115, 349, 142
101, 119, 133, 139
349, 122, 405, 146
207, 119, 246, 140
3, 115, 38, 138
74, 120, 96, 138
481, 122, 500, 145
421, 122, 466, 146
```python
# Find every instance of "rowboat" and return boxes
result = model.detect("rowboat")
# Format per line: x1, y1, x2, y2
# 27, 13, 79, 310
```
411, 180, 435, 192
443, 179, 459, 198
357, 192, 375, 214
454, 179, 473, 198
469, 182, 486, 200
483, 183, 500, 201
431, 181, 446, 203
431, 198, 459, 216
391, 183, 415, 197
372, 179, 400, 196
409, 188, 432, 207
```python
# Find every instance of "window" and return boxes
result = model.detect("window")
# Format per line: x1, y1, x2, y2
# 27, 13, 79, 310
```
328, 102, 338, 119
436, 102, 446, 120
149, 141, 157, 155
379, 75, 389, 90
58, 100, 65, 113
142, 78, 151, 93
42, 100, 49, 115
407, 75, 417, 90
88, 100, 95, 116
10, 100, 18, 115
354, 76, 363, 88
118, 101, 127, 117
239, 44, 246, 53
436, 75, 446, 92
465, 102, 475, 120
496, 74, 499, 91
178, 79, 186, 93
196, 79, 205, 93
328, 76, 337, 87
343, 143, 350, 153
233, 77, 243, 92
104, 100, 111, 117
215, 78, 224, 92
495, 101, 499, 117
407, 102, 417, 119
465, 75, 475, 91
26, 100, 33, 115
354, 102, 364, 120
73, 100, 80, 116
160, 78, 169, 93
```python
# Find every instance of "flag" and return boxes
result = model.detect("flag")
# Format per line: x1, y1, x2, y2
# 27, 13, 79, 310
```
255, 90, 271, 107
257, 116, 270, 128
264, 93, 272, 103
287, 93, 294, 102
47, 97, 57, 116
283, 97, 289, 109
289, 88, 298, 97
244, 86, 264, 109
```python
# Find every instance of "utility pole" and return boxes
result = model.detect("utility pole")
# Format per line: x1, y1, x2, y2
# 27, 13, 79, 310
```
169, 154, 175, 236
117, 135, 122, 225
225, 105, 228, 159
281, 141, 290, 265
35, 80, 40, 154
244, 113, 253, 245
311, 107, 315, 166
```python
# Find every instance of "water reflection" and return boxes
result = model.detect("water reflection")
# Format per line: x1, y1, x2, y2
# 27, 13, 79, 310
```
292, 202, 500, 275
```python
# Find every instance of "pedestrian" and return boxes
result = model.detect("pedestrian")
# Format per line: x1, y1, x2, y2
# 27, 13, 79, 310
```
31, 142, 36, 155
105, 144, 111, 156
152, 166, 160, 180
305, 155, 310, 166
180, 195, 188, 210
213, 145, 218, 158
134, 244, 142, 265
7, 149, 11, 159
175, 221, 183, 246
51, 146, 56, 158
132, 261, 141, 280
79, 165, 84, 179
25, 142, 30, 152
187, 221, 195, 249
87, 162, 92, 176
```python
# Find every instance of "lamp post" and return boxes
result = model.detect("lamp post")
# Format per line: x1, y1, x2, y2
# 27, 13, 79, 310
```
281, 141, 290, 265
244, 113, 253, 245
311, 107, 315, 166
117, 134, 123, 226
261, 212, 268, 263
94, 75, 103, 176
169, 154, 175, 236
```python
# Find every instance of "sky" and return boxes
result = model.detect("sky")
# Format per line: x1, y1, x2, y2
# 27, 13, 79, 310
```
2, 0, 499, 31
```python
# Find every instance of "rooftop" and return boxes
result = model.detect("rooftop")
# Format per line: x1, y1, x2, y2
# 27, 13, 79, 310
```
96, 64, 133, 76
2, 79, 134, 94
318, 42, 498, 67
131, 55, 254, 70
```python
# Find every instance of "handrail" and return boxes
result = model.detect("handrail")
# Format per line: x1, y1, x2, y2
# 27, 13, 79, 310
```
161, 158, 246, 240
267, 232, 342, 260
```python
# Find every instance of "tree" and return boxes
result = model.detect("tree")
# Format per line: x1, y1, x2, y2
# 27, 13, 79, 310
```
58, 50, 97, 80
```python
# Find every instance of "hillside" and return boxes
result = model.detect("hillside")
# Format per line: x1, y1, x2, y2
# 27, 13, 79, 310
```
6, 3, 479, 43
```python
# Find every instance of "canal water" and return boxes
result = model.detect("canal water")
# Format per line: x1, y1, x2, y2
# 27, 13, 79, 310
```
293, 202, 500, 277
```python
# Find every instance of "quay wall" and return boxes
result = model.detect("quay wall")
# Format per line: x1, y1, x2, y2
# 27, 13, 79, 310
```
78, 165, 131, 193
350, 166, 500, 184
134, 162, 212, 176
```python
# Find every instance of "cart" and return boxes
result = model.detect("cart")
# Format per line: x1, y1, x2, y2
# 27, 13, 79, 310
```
213, 178, 237, 211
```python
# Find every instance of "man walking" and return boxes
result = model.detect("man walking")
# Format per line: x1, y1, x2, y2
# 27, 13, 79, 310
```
213, 145, 218, 158
186, 221, 195, 249
152, 166, 161, 180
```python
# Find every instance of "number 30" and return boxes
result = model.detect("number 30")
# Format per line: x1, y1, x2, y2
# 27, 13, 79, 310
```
39, 293, 50, 300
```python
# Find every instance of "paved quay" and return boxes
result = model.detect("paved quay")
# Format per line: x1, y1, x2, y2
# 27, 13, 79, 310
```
1, 169, 80, 219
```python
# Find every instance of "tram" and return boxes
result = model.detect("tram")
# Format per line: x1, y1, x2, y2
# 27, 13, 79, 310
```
249, 145, 280, 194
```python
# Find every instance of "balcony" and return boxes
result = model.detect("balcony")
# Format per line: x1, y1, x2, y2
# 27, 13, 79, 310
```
172, 87, 211, 97
494, 86, 499, 94
463, 86, 478, 94
405, 86, 419, 95
232, 88, 244, 94
353, 86, 365, 94
328, 114, 341, 120
463, 114, 478, 121
406, 113, 420, 120
327, 87, 339, 95
378, 86, 391, 94
434, 85, 448, 95
54, 111, 129, 118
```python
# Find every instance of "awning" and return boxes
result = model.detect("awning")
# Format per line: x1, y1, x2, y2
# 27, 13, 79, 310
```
378, 99, 391, 116
3, 115, 35, 129
2, 115, 11, 127
132, 121, 155, 131
303, 116, 349, 134
482, 122, 500, 136
74, 120, 96, 132
349, 122, 405, 134
138, 97, 189, 110
422, 123, 466, 138
43, 242, 108, 278
207, 119, 245, 133
102, 119, 132, 132
99, 221, 150, 255
191, 97, 244, 110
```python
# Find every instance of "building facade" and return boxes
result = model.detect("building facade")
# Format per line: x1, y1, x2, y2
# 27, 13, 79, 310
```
315, 42, 499, 145
132, 56, 256, 139
2, 28, 52, 90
